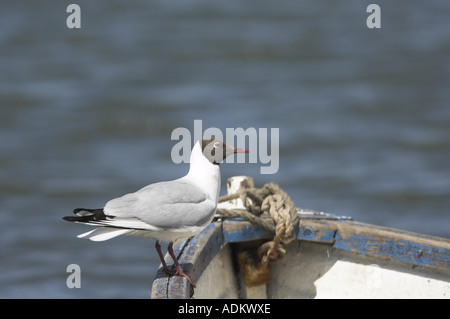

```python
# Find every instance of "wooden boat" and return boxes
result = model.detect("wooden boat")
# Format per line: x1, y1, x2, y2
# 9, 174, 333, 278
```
151, 177, 450, 299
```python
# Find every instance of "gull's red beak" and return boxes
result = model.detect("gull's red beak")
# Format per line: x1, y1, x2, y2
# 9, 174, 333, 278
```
233, 148, 250, 154
224, 144, 250, 158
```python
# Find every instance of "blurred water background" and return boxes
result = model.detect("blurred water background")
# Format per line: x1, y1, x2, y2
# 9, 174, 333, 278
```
0, 0, 449, 298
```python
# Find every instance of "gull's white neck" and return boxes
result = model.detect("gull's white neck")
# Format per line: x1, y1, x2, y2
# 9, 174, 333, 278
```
180, 141, 221, 203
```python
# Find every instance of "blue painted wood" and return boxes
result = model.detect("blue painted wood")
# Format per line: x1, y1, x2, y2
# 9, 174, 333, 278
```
220, 218, 450, 271
297, 224, 336, 243
151, 223, 224, 299
333, 233, 450, 271
222, 219, 272, 243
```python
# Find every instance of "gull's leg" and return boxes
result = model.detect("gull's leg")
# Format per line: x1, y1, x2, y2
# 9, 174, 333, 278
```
167, 242, 196, 288
155, 240, 175, 275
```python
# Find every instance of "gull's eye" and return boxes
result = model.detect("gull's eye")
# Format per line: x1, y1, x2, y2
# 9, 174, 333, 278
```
213, 141, 220, 148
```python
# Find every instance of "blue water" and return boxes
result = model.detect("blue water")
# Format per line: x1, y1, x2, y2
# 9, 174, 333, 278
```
1, 1, 449, 298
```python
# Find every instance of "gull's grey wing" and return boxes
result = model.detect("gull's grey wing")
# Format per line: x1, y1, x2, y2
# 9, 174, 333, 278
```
103, 181, 216, 230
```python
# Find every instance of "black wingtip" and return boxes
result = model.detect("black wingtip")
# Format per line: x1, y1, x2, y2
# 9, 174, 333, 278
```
73, 208, 84, 215
73, 208, 104, 215
62, 216, 78, 222
64, 208, 109, 223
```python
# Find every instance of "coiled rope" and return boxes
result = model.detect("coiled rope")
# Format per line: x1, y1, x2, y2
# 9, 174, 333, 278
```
216, 182, 299, 266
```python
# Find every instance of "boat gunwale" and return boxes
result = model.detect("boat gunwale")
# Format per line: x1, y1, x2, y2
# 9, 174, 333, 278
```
151, 218, 450, 298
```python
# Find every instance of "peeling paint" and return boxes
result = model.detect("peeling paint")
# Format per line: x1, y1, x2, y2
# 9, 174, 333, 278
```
334, 233, 450, 271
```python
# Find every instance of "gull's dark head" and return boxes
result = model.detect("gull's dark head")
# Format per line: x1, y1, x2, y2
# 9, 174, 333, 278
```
201, 138, 249, 165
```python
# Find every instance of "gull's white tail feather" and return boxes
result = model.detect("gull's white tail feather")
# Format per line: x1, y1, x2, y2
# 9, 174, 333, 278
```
77, 227, 132, 241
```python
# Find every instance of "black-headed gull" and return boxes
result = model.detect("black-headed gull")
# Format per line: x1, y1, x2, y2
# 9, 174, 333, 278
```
63, 138, 248, 287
